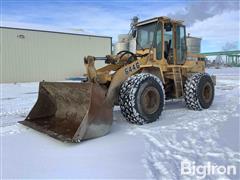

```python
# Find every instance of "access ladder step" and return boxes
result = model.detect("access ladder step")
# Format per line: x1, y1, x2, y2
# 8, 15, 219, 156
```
172, 67, 184, 97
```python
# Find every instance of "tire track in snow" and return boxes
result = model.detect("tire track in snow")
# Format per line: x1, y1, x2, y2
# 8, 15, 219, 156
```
1, 93, 37, 126
0, 108, 29, 117
128, 94, 240, 180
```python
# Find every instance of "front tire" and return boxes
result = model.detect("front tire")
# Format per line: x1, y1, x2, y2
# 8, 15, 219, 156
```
184, 73, 214, 110
119, 73, 165, 125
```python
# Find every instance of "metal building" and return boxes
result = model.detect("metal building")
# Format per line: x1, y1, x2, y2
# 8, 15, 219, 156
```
0, 27, 112, 83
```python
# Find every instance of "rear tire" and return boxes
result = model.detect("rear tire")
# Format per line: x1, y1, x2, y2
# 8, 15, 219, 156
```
184, 73, 214, 110
119, 73, 165, 125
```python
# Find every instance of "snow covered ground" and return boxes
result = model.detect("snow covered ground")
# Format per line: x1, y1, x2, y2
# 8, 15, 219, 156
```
1, 67, 240, 179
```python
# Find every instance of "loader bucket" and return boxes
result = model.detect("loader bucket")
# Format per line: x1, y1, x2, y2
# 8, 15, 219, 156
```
20, 82, 113, 142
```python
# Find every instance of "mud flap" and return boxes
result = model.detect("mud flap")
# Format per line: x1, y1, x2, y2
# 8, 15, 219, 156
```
20, 82, 113, 142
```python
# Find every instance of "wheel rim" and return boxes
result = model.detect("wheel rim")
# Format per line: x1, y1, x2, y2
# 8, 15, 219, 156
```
202, 82, 212, 103
140, 87, 160, 114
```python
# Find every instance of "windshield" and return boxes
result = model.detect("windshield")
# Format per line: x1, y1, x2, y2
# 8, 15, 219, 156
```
136, 22, 162, 59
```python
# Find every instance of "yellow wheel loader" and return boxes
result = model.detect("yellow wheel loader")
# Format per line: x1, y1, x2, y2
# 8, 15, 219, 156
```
20, 16, 215, 142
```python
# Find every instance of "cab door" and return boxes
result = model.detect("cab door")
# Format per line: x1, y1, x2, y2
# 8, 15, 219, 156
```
175, 25, 187, 64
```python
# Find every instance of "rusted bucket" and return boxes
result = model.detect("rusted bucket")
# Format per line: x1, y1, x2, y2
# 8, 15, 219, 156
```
20, 82, 113, 142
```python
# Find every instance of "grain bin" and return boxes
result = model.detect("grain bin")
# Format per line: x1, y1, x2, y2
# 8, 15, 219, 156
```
186, 35, 202, 54
118, 34, 129, 42
129, 38, 136, 53
114, 42, 129, 55
114, 34, 129, 55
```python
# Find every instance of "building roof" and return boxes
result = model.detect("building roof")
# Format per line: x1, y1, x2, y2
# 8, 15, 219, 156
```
136, 16, 184, 26
0, 26, 112, 39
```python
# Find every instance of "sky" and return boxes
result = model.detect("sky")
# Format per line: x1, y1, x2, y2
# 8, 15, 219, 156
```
1, 0, 240, 52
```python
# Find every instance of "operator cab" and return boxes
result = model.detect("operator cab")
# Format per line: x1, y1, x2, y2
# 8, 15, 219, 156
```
135, 17, 187, 65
